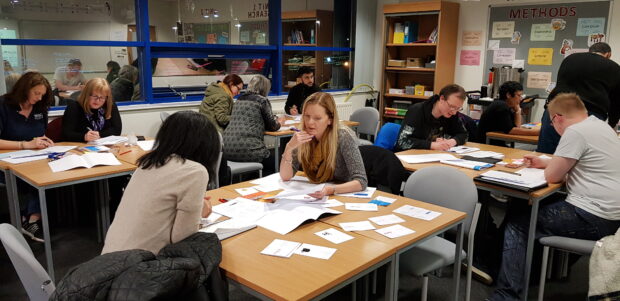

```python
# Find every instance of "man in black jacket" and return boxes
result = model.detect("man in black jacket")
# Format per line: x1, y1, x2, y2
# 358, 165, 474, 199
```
537, 42, 620, 154
394, 84, 469, 151
285, 66, 320, 115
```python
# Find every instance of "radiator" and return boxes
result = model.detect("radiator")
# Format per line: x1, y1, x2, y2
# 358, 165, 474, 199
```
272, 102, 354, 119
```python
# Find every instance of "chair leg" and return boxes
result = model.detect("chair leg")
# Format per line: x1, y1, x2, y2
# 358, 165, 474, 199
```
421, 275, 429, 301
466, 255, 473, 301
259, 169, 263, 178
538, 245, 550, 301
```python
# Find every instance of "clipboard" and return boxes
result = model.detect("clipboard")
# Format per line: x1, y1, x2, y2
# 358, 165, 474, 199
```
474, 175, 548, 192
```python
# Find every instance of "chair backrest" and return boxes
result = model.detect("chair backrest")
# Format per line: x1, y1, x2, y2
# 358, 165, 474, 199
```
350, 107, 380, 139
208, 132, 224, 190
403, 166, 479, 234
373, 122, 401, 151
69, 91, 81, 101
45, 116, 63, 143
0, 223, 55, 300
160, 111, 170, 123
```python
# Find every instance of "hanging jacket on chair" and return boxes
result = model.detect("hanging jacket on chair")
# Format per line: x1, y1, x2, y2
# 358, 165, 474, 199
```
359, 145, 409, 195
50, 232, 227, 301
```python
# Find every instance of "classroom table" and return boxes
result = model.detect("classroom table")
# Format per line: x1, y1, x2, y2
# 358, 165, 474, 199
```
213, 181, 466, 301
396, 142, 563, 301
485, 131, 539, 147
264, 120, 360, 173
8, 143, 137, 281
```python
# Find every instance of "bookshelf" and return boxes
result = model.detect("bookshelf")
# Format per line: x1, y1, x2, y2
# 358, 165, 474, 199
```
282, 10, 333, 91
380, 1, 459, 123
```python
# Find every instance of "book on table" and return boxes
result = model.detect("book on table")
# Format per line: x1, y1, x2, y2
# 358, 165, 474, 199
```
475, 168, 548, 191
48, 153, 122, 172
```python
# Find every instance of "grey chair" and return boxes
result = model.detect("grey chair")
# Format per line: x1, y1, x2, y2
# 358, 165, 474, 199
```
349, 107, 380, 146
209, 132, 224, 190
160, 111, 170, 122
216, 132, 263, 186
537, 236, 596, 301
0, 223, 55, 301
400, 166, 480, 301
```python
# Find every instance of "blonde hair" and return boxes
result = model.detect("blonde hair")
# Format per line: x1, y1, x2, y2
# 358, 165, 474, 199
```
548, 93, 587, 117
298, 92, 339, 183
77, 78, 114, 119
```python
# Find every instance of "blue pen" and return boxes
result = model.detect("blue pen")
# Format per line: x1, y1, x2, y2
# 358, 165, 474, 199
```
354, 192, 368, 196
290, 127, 301, 132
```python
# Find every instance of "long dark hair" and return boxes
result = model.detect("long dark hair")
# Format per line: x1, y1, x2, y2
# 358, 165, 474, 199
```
4, 71, 53, 113
137, 111, 220, 178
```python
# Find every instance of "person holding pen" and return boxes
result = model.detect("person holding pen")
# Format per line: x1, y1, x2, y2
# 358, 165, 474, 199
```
0, 71, 54, 242
394, 84, 469, 151
62, 78, 122, 142
280, 92, 367, 198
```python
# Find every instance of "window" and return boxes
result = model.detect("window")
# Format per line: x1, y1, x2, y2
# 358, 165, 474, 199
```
0, 0, 355, 108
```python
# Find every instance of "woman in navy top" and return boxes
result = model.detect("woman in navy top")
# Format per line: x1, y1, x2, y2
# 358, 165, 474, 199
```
0, 71, 54, 242
62, 78, 122, 142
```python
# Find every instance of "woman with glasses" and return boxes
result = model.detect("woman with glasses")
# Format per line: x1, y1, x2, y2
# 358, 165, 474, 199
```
62, 78, 122, 142
199, 74, 244, 133
394, 84, 468, 151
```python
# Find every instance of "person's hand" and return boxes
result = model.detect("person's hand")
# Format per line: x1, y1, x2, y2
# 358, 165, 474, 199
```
286, 131, 313, 150
26, 136, 54, 149
446, 139, 457, 147
308, 186, 335, 199
202, 196, 212, 218
84, 131, 100, 142
523, 154, 547, 169
430, 140, 452, 151
290, 105, 299, 115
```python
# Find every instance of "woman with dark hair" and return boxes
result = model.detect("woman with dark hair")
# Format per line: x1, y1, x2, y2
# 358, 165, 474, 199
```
199, 74, 244, 132
62, 78, 122, 142
394, 84, 469, 151
0, 71, 54, 242
105, 60, 121, 84
102, 111, 220, 254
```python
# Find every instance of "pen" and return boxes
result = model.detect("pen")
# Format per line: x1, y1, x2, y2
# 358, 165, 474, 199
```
354, 193, 369, 196
119, 150, 132, 155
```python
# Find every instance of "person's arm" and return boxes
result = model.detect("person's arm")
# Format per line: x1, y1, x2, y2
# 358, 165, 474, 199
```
280, 132, 313, 181
513, 106, 523, 127
0, 138, 53, 150
61, 101, 89, 142
260, 97, 281, 132
171, 164, 209, 243
395, 105, 432, 150
99, 103, 122, 137
544, 156, 577, 183
212, 95, 232, 128
508, 127, 540, 136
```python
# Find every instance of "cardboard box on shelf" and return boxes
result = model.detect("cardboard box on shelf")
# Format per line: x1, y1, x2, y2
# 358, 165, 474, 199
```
414, 85, 426, 96
406, 58, 424, 68
388, 59, 406, 67
388, 88, 405, 94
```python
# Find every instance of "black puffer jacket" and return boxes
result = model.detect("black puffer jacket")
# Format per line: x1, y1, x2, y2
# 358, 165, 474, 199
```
50, 232, 227, 301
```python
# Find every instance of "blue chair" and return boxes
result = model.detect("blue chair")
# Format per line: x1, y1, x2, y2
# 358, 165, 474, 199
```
373, 122, 401, 151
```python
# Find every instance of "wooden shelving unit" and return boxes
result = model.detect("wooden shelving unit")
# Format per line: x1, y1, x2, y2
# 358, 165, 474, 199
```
380, 1, 459, 123
282, 10, 333, 91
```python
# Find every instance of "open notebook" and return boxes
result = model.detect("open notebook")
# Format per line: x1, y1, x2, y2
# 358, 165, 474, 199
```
48, 153, 121, 172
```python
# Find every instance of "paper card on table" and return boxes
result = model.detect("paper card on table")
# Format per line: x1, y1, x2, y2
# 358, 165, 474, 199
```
370, 200, 391, 206
294, 243, 337, 260
397, 154, 458, 164
493, 48, 516, 64
530, 24, 555, 41
527, 72, 552, 89
335, 187, 377, 199
487, 39, 500, 50
577, 18, 605, 36
492, 21, 514, 38
315, 228, 354, 244
375, 224, 415, 239
369, 214, 405, 226
394, 205, 442, 221
528, 48, 553, 66
339, 221, 376, 232
235, 187, 259, 196
374, 195, 397, 204
459, 50, 480, 66
136, 140, 155, 151
345, 203, 378, 211
512, 59, 525, 69
260, 239, 302, 258
322, 199, 344, 208
462, 31, 482, 46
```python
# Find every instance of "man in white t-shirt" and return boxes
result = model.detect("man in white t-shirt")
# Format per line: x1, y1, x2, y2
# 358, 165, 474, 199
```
488, 93, 620, 301
53, 58, 86, 91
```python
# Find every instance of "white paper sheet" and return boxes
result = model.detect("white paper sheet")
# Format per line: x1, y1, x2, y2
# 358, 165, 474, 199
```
48, 153, 121, 172
314, 228, 354, 244
393, 205, 442, 221
256, 201, 340, 235
339, 221, 376, 232
212, 197, 268, 221
479, 168, 547, 188
235, 187, 260, 196
397, 154, 458, 164
136, 140, 155, 151
322, 199, 344, 208
374, 196, 397, 204
368, 214, 405, 226
448, 146, 479, 154
344, 203, 378, 211
375, 224, 415, 239
294, 243, 337, 260
335, 187, 377, 199
91, 135, 128, 145
260, 239, 302, 258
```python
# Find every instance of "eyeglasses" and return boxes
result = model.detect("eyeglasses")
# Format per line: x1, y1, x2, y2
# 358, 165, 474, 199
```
444, 99, 463, 112
550, 113, 562, 125
90, 95, 107, 101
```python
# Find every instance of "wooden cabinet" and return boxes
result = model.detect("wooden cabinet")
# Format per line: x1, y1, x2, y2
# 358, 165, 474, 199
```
380, 1, 459, 123
282, 10, 333, 91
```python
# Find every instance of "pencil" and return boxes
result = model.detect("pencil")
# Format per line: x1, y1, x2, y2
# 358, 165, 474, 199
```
119, 150, 132, 155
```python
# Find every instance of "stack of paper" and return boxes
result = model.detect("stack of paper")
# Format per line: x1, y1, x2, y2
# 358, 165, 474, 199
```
466, 151, 505, 159
90, 135, 128, 145
448, 146, 480, 154
397, 153, 458, 164
478, 168, 547, 189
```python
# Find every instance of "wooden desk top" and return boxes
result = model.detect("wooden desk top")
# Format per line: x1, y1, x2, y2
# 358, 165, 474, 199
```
113, 143, 149, 165
396, 142, 562, 200
486, 131, 539, 144
265, 120, 360, 136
